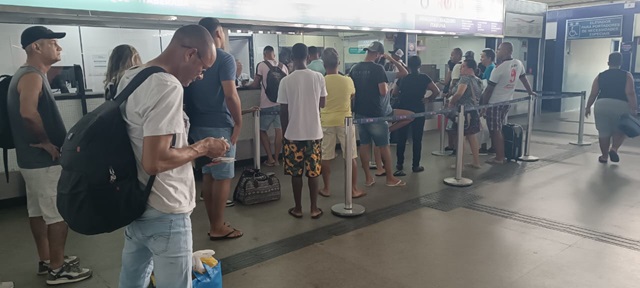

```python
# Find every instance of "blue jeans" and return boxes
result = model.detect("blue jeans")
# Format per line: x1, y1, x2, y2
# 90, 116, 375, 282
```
119, 207, 193, 288
260, 106, 281, 131
355, 114, 390, 147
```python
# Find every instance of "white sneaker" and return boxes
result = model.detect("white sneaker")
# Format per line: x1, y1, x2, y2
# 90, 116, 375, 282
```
0, 282, 15, 288
46, 262, 92, 285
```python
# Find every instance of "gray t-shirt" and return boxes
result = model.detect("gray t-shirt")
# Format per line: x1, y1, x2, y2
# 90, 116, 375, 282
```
457, 75, 482, 107
7, 66, 67, 169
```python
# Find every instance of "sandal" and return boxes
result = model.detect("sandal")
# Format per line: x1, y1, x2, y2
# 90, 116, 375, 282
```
288, 208, 303, 219
386, 180, 406, 187
208, 229, 243, 241
365, 179, 376, 187
263, 160, 276, 167
319, 190, 331, 197
393, 170, 406, 177
609, 150, 620, 163
598, 156, 608, 164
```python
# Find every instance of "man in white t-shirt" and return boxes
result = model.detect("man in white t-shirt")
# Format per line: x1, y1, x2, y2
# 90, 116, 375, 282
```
278, 43, 327, 219
480, 42, 535, 164
117, 25, 230, 287
249, 46, 289, 166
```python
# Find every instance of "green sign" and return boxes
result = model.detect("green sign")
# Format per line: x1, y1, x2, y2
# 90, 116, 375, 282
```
348, 47, 365, 55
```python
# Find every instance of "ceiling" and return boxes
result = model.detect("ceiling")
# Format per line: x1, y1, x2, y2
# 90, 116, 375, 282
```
534, 0, 625, 8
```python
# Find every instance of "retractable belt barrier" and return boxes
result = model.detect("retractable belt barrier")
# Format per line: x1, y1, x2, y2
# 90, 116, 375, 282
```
248, 91, 588, 217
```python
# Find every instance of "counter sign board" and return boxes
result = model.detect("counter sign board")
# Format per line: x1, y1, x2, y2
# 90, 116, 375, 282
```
567, 16, 623, 40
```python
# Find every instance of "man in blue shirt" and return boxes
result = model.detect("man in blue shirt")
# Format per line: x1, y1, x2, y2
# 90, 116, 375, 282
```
184, 17, 243, 240
481, 48, 496, 80
307, 46, 325, 75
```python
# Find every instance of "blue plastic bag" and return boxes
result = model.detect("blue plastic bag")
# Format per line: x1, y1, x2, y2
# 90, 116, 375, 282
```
193, 262, 222, 288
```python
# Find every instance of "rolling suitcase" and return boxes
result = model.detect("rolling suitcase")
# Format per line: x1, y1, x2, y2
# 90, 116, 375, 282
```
503, 123, 523, 162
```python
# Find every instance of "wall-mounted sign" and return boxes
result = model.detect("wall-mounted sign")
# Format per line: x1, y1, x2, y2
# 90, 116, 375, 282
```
348, 47, 365, 55
505, 13, 544, 38
0, 0, 505, 36
567, 16, 623, 40
621, 42, 634, 53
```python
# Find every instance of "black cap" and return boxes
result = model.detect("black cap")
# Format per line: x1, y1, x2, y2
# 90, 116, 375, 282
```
21, 26, 66, 49
464, 50, 475, 59
364, 41, 385, 54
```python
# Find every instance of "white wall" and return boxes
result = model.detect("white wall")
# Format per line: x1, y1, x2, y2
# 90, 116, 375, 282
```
563, 38, 613, 111
81, 27, 162, 92
229, 37, 251, 77
253, 34, 279, 66
418, 36, 486, 80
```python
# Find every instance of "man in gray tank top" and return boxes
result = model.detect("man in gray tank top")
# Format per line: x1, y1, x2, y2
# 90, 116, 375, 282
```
7, 26, 92, 285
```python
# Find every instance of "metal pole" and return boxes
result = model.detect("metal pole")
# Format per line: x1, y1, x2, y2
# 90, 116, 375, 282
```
444, 105, 473, 187
253, 110, 261, 170
432, 97, 452, 156
570, 91, 592, 146
520, 95, 540, 162
332, 117, 365, 217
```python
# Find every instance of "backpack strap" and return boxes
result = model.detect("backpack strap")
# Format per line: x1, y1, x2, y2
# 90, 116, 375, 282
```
263, 60, 276, 70
113, 66, 166, 106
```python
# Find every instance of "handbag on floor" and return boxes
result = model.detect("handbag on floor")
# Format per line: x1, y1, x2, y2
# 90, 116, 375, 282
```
618, 113, 640, 138
233, 168, 281, 205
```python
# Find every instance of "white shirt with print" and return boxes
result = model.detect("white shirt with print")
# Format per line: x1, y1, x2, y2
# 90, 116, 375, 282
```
488, 59, 525, 104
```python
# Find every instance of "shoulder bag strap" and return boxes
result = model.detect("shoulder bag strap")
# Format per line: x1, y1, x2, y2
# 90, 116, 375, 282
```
114, 66, 166, 105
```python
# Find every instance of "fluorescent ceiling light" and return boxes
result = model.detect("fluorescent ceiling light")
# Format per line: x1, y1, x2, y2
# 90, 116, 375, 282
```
360, 27, 372, 31
320, 25, 336, 29
404, 29, 422, 33
258, 31, 263, 34
168, 16, 178, 21
305, 24, 318, 28
381, 28, 399, 32
336, 26, 352, 30
236, 30, 242, 33
294, 24, 304, 27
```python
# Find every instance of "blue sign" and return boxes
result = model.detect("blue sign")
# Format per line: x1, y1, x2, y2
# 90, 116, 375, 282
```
567, 16, 623, 40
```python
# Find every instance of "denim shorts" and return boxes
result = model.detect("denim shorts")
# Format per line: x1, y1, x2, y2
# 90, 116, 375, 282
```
355, 114, 390, 147
189, 126, 236, 180
260, 106, 281, 131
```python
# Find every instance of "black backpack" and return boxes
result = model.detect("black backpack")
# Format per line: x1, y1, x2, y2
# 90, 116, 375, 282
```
262, 61, 286, 103
57, 67, 165, 235
0, 75, 14, 183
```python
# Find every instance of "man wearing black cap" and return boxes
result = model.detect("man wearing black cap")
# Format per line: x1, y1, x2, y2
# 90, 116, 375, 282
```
349, 41, 406, 188
7, 26, 92, 285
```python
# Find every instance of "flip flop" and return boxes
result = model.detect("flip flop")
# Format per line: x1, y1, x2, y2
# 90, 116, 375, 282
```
226, 200, 235, 207
319, 191, 331, 197
465, 163, 481, 169
288, 208, 303, 219
609, 150, 620, 163
386, 180, 406, 187
375, 172, 386, 177
365, 180, 376, 187
485, 158, 505, 165
208, 229, 243, 241
311, 208, 324, 219
263, 161, 276, 167
598, 156, 608, 164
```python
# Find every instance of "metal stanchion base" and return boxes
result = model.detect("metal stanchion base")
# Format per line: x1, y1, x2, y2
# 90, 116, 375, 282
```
443, 177, 473, 187
331, 204, 366, 217
569, 141, 592, 146
519, 155, 540, 162
432, 150, 453, 156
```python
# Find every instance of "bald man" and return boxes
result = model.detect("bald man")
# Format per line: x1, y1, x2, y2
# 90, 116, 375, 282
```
117, 24, 230, 287
480, 42, 535, 164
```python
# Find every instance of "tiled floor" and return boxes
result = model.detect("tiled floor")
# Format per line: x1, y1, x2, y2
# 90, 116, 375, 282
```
1, 112, 639, 287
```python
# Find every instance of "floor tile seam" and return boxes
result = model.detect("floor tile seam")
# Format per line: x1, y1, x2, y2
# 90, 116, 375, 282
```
465, 203, 640, 252
220, 146, 591, 273
466, 203, 640, 244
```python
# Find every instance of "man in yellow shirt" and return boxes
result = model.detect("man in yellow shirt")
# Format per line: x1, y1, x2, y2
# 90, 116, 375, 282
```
319, 48, 365, 198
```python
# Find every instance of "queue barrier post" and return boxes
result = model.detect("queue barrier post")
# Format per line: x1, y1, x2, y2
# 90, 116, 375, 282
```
432, 96, 452, 156
444, 105, 473, 187
570, 91, 592, 146
253, 110, 261, 170
520, 95, 540, 162
332, 116, 365, 217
